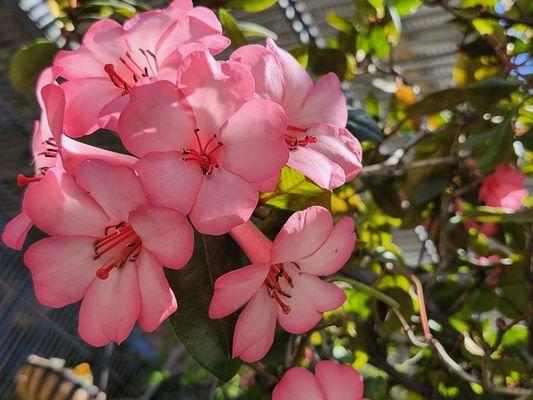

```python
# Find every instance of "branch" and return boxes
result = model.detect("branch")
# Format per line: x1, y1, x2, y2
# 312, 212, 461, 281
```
360, 154, 466, 178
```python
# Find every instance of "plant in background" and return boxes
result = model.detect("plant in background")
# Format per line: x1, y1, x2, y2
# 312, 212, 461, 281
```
2, 0, 532, 398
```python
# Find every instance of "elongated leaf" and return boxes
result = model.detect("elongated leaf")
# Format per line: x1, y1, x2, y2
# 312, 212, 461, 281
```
462, 206, 533, 223
346, 108, 382, 142
261, 167, 331, 211
10, 40, 58, 93
237, 22, 278, 40
219, 8, 247, 50
227, 0, 277, 12
166, 234, 242, 382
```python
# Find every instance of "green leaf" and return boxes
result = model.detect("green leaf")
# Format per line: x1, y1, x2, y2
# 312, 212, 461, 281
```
10, 40, 59, 93
167, 234, 242, 382
391, 0, 422, 15
462, 206, 533, 223
237, 22, 278, 40
327, 11, 353, 34
219, 8, 247, 50
308, 47, 347, 80
405, 88, 466, 117
346, 108, 382, 142
476, 110, 515, 171
227, 0, 277, 12
261, 167, 331, 211
385, 0, 402, 37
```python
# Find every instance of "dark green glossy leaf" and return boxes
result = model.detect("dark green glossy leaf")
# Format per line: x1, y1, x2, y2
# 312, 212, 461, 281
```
308, 47, 347, 80
167, 234, 242, 382
346, 108, 382, 142
10, 40, 58, 93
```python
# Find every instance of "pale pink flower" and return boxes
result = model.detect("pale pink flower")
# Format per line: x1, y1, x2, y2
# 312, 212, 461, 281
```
23, 159, 193, 346
230, 39, 362, 190
119, 51, 289, 235
273, 361, 366, 400
3, 78, 136, 250
209, 207, 355, 362
54, 0, 229, 137
478, 164, 528, 211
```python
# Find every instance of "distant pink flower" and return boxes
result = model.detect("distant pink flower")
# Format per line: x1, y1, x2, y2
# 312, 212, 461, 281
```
23, 159, 193, 346
231, 39, 362, 190
454, 198, 498, 237
2, 79, 136, 250
273, 361, 366, 400
478, 164, 527, 211
54, 0, 229, 137
119, 51, 288, 235
209, 207, 355, 362
477, 255, 500, 266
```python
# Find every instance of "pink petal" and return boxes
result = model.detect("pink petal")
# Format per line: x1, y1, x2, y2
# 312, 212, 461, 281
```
97, 93, 130, 132
277, 268, 346, 334
124, 11, 176, 56
257, 172, 280, 193
315, 361, 364, 399
36, 66, 61, 109
41, 84, 65, 145
188, 6, 222, 33
176, 51, 254, 134
24, 236, 105, 308
189, 168, 258, 235
54, 19, 127, 80
218, 99, 288, 183
23, 168, 109, 237
129, 206, 194, 269
118, 80, 195, 157
76, 159, 146, 222
209, 263, 270, 319
297, 217, 355, 276
273, 367, 325, 400
137, 249, 177, 332
163, 0, 193, 19
266, 38, 312, 117
290, 73, 347, 128
288, 145, 346, 190
134, 152, 203, 214
308, 124, 363, 184
2, 212, 32, 250
60, 135, 137, 176
230, 45, 284, 103
271, 206, 333, 263
78, 260, 140, 346
62, 78, 123, 137
232, 287, 277, 362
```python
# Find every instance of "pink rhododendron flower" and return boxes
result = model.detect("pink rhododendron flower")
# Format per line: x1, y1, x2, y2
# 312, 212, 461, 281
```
230, 39, 362, 190
272, 361, 366, 400
54, 0, 229, 137
119, 51, 289, 235
478, 164, 528, 211
209, 206, 355, 362
2, 77, 135, 250
23, 159, 193, 346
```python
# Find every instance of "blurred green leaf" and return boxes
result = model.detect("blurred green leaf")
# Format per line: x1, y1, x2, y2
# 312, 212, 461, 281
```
219, 8, 247, 49
308, 46, 348, 80
10, 40, 58, 93
227, 0, 277, 12
167, 234, 242, 382
261, 167, 331, 211
327, 11, 354, 33
237, 21, 278, 39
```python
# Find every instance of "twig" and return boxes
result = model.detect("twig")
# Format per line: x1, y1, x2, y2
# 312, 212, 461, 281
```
329, 275, 400, 308
410, 275, 432, 340
360, 154, 466, 178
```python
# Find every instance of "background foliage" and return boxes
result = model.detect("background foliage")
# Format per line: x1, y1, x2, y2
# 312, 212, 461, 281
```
9, 0, 532, 398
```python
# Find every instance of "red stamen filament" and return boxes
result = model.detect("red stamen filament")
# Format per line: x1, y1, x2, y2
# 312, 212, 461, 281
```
264, 263, 294, 314
96, 240, 141, 280
17, 174, 42, 187
284, 131, 318, 151
104, 64, 132, 92
182, 129, 224, 175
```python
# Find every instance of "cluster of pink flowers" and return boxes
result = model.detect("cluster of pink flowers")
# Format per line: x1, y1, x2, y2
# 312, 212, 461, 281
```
2, 0, 361, 372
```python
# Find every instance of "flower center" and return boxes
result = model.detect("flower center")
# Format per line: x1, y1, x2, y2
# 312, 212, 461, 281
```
181, 129, 224, 175
284, 125, 318, 151
92, 222, 141, 280
264, 263, 300, 314
104, 48, 159, 93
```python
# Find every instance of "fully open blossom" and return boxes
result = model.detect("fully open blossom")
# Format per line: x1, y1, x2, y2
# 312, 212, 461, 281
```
119, 51, 288, 235
54, 0, 229, 137
23, 159, 193, 346
209, 207, 355, 362
273, 361, 366, 400
230, 39, 362, 190
478, 164, 528, 211
2, 77, 135, 250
